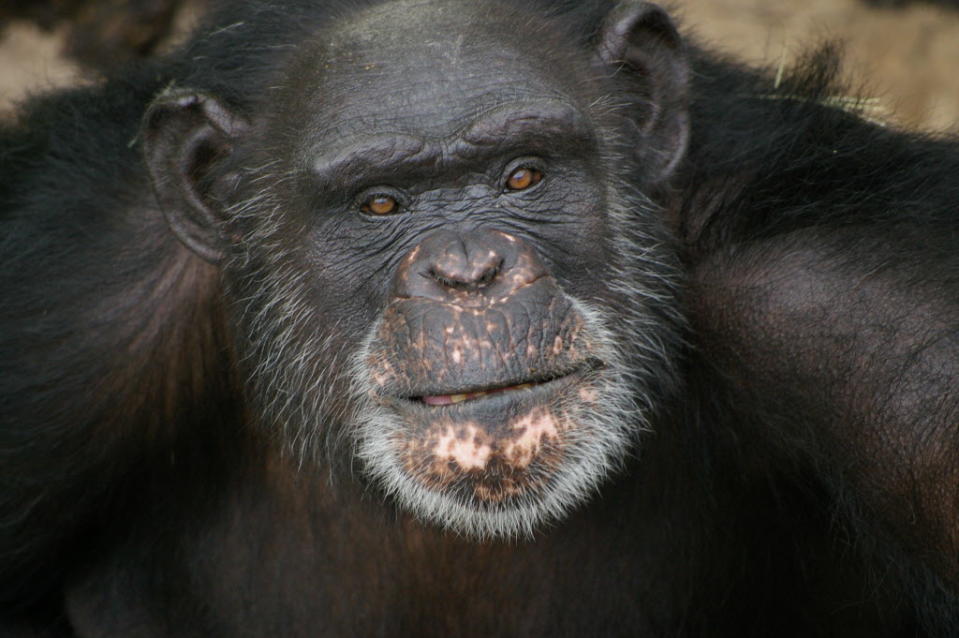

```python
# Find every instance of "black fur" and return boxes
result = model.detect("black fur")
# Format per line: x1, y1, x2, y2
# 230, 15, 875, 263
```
2, 0, 959, 636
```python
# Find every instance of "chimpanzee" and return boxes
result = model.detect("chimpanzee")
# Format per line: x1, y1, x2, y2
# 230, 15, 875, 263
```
2, 0, 959, 636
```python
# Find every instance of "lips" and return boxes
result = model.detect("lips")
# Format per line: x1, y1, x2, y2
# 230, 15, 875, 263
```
421, 382, 535, 406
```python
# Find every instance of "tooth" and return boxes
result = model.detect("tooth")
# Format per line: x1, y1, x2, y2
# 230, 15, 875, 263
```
449, 394, 468, 404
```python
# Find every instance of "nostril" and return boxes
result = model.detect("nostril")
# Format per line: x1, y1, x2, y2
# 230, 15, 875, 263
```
427, 268, 460, 290
429, 258, 503, 290
394, 230, 536, 301
476, 259, 503, 286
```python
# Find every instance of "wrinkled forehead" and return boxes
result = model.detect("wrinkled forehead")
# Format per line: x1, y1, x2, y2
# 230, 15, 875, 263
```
278, 0, 593, 149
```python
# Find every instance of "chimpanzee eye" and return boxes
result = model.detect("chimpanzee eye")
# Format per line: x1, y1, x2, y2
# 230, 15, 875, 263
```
505, 167, 544, 192
362, 194, 400, 215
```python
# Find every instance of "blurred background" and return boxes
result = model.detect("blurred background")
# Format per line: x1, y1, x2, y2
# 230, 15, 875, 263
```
1, 0, 958, 130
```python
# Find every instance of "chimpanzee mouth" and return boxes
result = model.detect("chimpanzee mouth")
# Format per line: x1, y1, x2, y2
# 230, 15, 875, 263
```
357, 345, 626, 528
410, 361, 601, 407
418, 381, 539, 406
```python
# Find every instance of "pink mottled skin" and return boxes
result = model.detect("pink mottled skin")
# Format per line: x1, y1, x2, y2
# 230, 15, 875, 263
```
432, 423, 493, 471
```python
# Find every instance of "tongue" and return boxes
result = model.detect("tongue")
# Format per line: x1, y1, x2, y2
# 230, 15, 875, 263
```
422, 390, 487, 406
421, 383, 532, 406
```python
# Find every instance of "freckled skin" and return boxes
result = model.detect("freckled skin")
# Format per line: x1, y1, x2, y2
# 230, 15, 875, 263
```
578, 386, 598, 403
403, 403, 569, 502
369, 229, 587, 396
503, 407, 560, 469
362, 220, 605, 505
433, 423, 492, 471
552, 335, 564, 356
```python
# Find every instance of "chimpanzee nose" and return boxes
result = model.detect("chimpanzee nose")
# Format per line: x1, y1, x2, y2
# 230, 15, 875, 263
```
394, 229, 548, 303
429, 234, 503, 290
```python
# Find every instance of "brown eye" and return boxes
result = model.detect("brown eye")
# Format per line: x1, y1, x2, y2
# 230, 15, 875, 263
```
362, 194, 399, 215
506, 167, 543, 191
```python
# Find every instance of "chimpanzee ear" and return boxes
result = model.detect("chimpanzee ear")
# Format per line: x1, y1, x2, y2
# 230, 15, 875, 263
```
595, 1, 690, 183
142, 89, 248, 264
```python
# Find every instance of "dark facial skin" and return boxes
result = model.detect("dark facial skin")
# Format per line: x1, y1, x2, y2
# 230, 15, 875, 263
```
271, 0, 615, 313
212, 0, 668, 534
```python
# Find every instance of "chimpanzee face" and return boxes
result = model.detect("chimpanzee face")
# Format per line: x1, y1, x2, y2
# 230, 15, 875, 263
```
145, 0, 687, 537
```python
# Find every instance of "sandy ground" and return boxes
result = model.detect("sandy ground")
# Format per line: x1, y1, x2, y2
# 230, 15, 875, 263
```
675, 0, 959, 131
0, 22, 84, 115
0, 0, 958, 130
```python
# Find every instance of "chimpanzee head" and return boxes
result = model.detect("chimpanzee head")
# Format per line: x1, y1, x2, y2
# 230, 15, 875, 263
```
143, 0, 689, 537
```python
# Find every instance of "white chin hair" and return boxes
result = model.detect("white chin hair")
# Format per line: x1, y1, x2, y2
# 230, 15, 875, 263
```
349, 301, 644, 539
